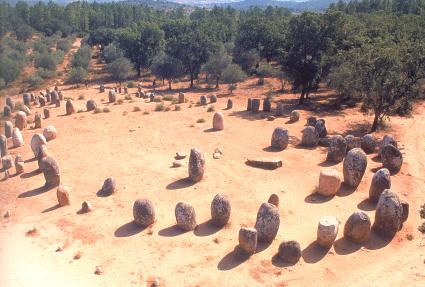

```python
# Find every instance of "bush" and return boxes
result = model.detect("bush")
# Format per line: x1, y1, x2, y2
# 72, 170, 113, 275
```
103, 44, 124, 64
153, 97, 162, 102
103, 107, 111, 113
143, 111, 150, 115
94, 107, 102, 113
36, 68, 56, 79
34, 52, 57, 70
67, 67, 88, 84
174, 105, 181, 111
127, 81, 135, 88
133, 106, 141, 112
163, 95, 176, 102
207, 105, 215, 112
56, 39, 73, 52
0, 78, 5, 89
421, 204, 425, 219
0, 57, 22, 84
72, 45, 92, 70
25, 74, 44, 88
196, 118, 206, 123
107, 57, 132, 83
155, 103, 165, 111
164, 106, 171, 112
117, 99, 124, 105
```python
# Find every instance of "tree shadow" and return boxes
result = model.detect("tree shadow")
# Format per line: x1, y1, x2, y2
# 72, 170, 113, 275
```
166, 177, 195, 190
194, 220, 222, 237
18, 185, 51, 198
336, 183, 357, 197
302, 241, 330, 264
333, 237, 361, 255
304, 191, 334, 204
41, 204, 61, 213
357, 198, 376, 211
114, 221, 148, 237
20, 169, 41, 179
342, 122, 371, 137
158, 224, 188, 237
217, 246, 250, 271
271, 253, 298, 267
229, 110, 268, 122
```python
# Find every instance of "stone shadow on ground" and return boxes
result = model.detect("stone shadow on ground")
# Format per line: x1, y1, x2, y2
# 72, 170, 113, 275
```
158, 224, 189, 237
302, 241, 330, 264
41, 204, 61, 213
336, 183, 356, 197
357, 198, 376, 211
20, 169, 41, 179
271, 253, 298, 267
194, 220, 222, 237
18, 185, 52, 198
333, 237, 361, 255
255, 240, 273, 254
217, 246, 250, 271
166, 177, 196, 190
114, 221, 148, 237
304, 191, 334, 204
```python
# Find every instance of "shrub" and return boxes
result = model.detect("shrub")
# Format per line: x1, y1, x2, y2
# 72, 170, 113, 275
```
419, 222, 425, 234
34, 52, 57, 70
78, 95, 85, 100
94, 107, 102, 113
107, 57, 132, 83
0, 57, 22, 84
25, 74, 44, 88
125, 95, 132, 100
196, 118, 206, 123
103, 107, 111, 113
133, 106, 141, 112
71, 45, 92, 70
67, 67, 88, 84
56, 39, 73, 52
0, 78, 6, 90
103, 44, 124, 64
153, 97, 162, 102
421, 204, 425, 219
127, 81, 135, 88
164, 106, 171, 112
36, 68, 56, 79
162, 95, 176, 102
174, 105, 181, 111
117, 99, 124, 105
155, 103, 165, 111
207, 105, 215, 112
143, 111, 150, 115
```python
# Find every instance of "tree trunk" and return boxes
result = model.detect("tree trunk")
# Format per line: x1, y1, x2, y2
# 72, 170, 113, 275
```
136, 65, 141, 77
371, 112, 380, 132
168, 79, 172, 90
299, 88, 306, 105
190, 72, 194, 88
216, 77, 219, 88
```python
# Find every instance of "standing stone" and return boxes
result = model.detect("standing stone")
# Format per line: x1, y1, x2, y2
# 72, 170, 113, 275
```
379, 135, 397, 157
45, 93, 51, 103
212, 112, 224, 131
247, 98, 252, 111
118, 87, 122, 94
401, 201, 409, 223
100, 85, 105, 93
361, 134, 377, 154
133, 198, 156, 226
21, 105, 31, 116
317, 216, 339, 248
315, 119, 327, 138
15, 154, 24, 174
37, 145, 49, 170
210, 194, 231, 227
40, 156, 60, 187
175, 202, 197, 231
238, 227, 257, 255
57, 186, 71, 206
23, 93, 30, 106
82, 201, 93, 213
327, 135, 347, 163
124, 87, 128, 94
318, 169, 341, 197
373, 190, 403, 237
4, 121, 13, 138
251, 99, 260, 113
12, 128, 23, 147
268, 194, 279, 207
58, 91, 63, 101
6, 97, 14, 110
30, 93, 35, 102
34, 112, 42, 129
2, 155, 13, 170
86, 100, 97, 111
30, 133, 47, 158
254, 202, 280, 242
66, 99, 75, 115
43, 108, 50, 119
51, 91, 58, 105
54, 86, 59, 92
188, 148, 205, 183
39, 96, 46, 107
178, 92, 185, 104
307, 116, 317, 127
210, 95, 217, 103
278, 240, 301, 264
101, 177, 116, 195
227, 99, 233, 109
0, 135, 7, 156
381, 144, 403, 174
290, 110, 300, 122
108, 90, 116, 103
345, 135, 361, 152
369, 168, 391, 202
3, 106, 11, 117
344, 211, 371, 243
275, 102, 284, 117
301, 126, 319, 147
15, 111, 27, 130
263, 98, 271, 112
271, 127, 289, 150
343, 148, 367, 187
55, 99, 61, 108
200, 96, 207, 106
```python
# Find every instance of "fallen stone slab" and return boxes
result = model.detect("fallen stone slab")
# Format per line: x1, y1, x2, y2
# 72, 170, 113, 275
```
246, 158, 282, 170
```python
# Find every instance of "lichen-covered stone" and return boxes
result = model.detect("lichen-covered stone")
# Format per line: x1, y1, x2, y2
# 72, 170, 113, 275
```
101, 177, 116, 195
12, 128, 23, 147
271, 127, 289, 150
34, 112, 42, 129
278, 240, 301, 264
133, 198, 156, 226
327, 135, 347, 163
43, 108, 50, 119
343, 148, 367, 187
315, 119, 327, 138
188, 148, 205, 183
82, 201, 93, 213
3, 106, 11, 117
30, 133, 47, 158
318, 169, 341, 197
344, 211, 371, 243
66, 99, 75, 115
275, 102, 284, 116
317, 216, 339, 248
212, 112, 224, 131
15, 154, 24, 174
379, 135, 397, 157
200, 96, 207, 106
6, 97, 14, 110
4, 121, 13, 138
211, 194, 231, 227
254, 202, 280, 242
109, 90, 116, 103
268, 194, 279, 207
210, 95, 217, 103
301, 126, 319, 147
2, 155, 13, 170
15, 111, 27, 130
23, 93, 30, 106
263, 98, 271, 112
381, 144, 403, 174
40, 156, 60, 187
290, 110, 300, 122
238, 227, 257, 255
361, 134, 377, 154
307, 116, 317, 127
373, 190, 403, 237
43, 125, 58, 141
369, 168, 391, 202
251, 99, 260, 113
175, 202, 197, 231
345, 135, 361, 152
21, 105, 31, 116
86, 100, 97, 111
0, 135, 7, 157
247, 98, 252, 111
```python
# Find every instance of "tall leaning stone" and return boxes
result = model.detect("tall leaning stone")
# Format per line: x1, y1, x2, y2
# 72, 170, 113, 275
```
369, 168, 391, 202
40, 156, 60, 188
271, 127, 289, 150
227, 99, 233, 109
212, 112, 224, 131
30, 133, 47, 158
188, 148, 205, 183
373, 190, 403, 237
254, 202, 280, 242
4, 121, 13, 138
343, 148, 367, 187
6, 97, 14, 110
12, 128, 23, 147
15, 111, 27, 130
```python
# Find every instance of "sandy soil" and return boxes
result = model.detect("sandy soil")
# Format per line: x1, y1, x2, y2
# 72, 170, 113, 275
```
0, 48, 424, 287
